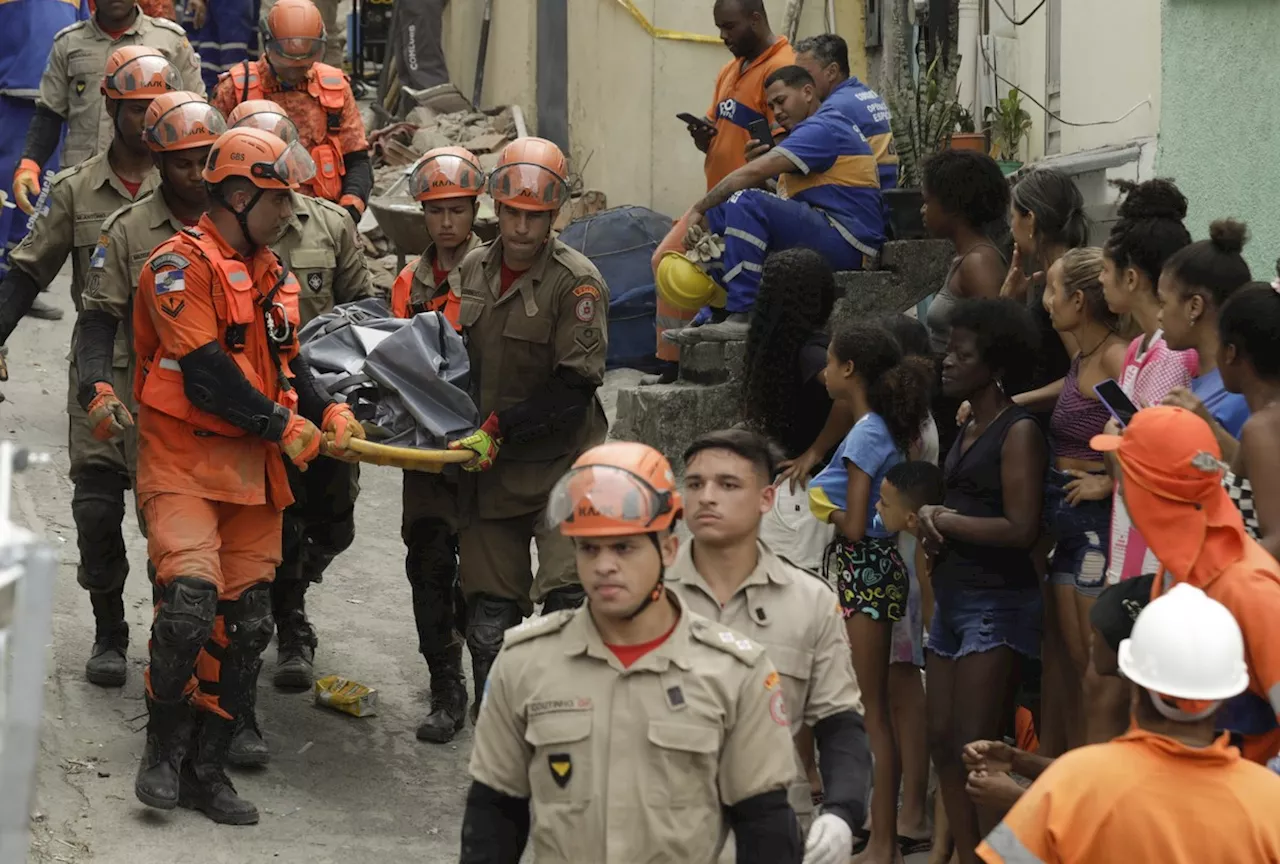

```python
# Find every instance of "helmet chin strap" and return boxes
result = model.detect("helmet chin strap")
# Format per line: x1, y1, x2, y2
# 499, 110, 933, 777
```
622, 533, 666, 622
209, 182, 264, 250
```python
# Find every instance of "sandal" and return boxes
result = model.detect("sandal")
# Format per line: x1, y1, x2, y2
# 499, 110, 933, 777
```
898, 834, 933, 856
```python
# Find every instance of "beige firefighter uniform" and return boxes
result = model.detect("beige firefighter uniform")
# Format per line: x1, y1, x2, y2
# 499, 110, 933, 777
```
667, 540, 863, 826
10, 151, 157, 479
259, 0, 347, 68
454, 237, 609, 611
38, 14, 205, 169
469, 593, 798, 863
273, 193, 374, 324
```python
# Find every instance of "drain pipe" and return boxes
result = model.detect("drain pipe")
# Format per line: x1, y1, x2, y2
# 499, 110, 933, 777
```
957, 0, 981, 114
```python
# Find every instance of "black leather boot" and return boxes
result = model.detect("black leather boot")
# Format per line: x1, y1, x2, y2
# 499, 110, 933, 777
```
416, 644, 468, 743
466, 596, 523, 724
179, 714, 260, 825
227, 659, 269, 768
134, 697, 193, 810
272, 581, 317, 690
86, 590, 128, 687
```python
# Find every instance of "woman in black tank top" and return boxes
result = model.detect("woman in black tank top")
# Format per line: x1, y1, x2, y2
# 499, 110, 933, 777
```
916, 300, 1048, 864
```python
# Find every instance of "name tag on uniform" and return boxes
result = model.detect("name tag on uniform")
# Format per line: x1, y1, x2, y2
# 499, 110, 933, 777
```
155, 269, 186, 295
527, 697, 592, 717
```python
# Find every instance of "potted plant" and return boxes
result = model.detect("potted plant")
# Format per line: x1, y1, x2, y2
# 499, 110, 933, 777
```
885, 51, 961, 239
950, 108, 986, 152
985, 90, 1033, 175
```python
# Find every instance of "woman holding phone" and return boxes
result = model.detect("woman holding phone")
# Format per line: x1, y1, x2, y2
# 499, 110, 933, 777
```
1039, 247, 1128, 751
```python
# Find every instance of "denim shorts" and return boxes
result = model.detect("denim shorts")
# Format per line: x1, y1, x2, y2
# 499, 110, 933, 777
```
927, 583, 1043, 660
1044, 468, 1111, 598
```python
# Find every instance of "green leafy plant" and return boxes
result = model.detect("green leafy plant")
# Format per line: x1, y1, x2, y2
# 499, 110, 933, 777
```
886, 51, 962, 189
984, 90, 1033, 162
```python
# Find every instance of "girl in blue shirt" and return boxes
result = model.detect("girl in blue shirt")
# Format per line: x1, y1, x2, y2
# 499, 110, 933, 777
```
1157, 219, 1253, 456
809, 321, 932, 864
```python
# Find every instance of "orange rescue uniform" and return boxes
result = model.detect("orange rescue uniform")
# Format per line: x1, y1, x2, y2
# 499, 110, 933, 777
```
133, 214, 303, 601
977, 728, 1280, 864
702, 36, 795, 189
211, 59, 367, 205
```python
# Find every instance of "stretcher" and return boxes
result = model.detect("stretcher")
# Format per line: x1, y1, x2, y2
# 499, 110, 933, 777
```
345, 437, 474, 473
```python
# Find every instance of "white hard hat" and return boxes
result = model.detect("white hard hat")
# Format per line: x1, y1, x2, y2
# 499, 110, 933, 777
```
1118, 583, 1250, 702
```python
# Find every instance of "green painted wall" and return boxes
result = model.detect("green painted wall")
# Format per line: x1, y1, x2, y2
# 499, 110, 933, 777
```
1158, 0, 1280, 276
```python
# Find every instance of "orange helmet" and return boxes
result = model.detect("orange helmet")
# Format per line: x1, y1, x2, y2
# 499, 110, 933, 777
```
101, 46, 181, 100
227, 99, 301, 145
203, 127, 315, 190
263, 0, 326, 68
488, 137, 570, 212
144, 92, 227, 152
547, 442, 682, 538
409, 147, 486, 202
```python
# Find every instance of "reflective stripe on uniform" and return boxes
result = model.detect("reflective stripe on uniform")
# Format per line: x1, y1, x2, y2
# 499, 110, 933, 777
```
722, 260, 764, 284
159, 357, 181, 371
724, 226, 768, 251
984, 823, 1046, 863
822, 210, 881, 262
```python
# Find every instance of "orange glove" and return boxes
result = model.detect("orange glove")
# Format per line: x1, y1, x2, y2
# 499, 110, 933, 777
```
12, 159, 41, 216
85, 382, 134, 442
320, 402, 364, 462
280, 412, 322, 471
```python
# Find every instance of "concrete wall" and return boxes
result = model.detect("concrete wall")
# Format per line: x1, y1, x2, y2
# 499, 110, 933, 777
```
441, 0, 863, 218
1158, 0, 1278, 275
1000, 0, 1160, 162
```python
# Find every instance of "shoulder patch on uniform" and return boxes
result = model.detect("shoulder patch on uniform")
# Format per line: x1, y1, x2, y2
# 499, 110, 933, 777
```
151, 16, 188, 36
149, 252, 191, 273
502, 609, 574, 648
52, 20, 87, 41
89, 235, 109, 270
572, 284, 601, 300
154, 268, 186, 295
688, 617, 766, 666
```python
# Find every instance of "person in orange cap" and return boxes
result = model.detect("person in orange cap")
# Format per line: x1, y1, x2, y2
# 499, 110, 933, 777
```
444, 137, 610, 721
388, 145, 485, 743
0, 48, 182, 689
1091, 405, 1280, 765
130, 126, 363, 825
463, 441, 803, 864
210, 0, 370, 225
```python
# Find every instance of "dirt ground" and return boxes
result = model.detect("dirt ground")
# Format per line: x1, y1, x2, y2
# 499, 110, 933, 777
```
5, 264, 642, 863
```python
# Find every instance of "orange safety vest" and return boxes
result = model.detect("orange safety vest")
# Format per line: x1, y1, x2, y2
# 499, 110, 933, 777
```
390, 257, 462, 330
133, 227, 303, 507
229, 60, 350, 202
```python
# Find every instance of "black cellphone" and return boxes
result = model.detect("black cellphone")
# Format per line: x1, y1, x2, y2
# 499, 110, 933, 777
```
677, 112, 714, 129
747, 118, 775, 148
1094, 378, 1140, 427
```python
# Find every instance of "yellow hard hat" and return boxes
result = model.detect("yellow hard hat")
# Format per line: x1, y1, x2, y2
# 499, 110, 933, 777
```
655, 252, 726, 311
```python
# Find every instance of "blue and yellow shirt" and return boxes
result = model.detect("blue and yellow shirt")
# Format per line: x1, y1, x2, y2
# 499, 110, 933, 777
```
775, 100, 886, 255
825, 76, 897, 190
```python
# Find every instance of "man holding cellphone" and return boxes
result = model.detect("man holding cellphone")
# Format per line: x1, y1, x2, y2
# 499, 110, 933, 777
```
672, 65, 885, 341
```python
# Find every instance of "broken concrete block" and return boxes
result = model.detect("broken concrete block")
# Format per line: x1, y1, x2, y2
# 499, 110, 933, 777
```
463, 131, 509, 154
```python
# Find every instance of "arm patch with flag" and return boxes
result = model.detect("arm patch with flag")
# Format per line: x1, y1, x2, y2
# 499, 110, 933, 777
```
155, 269, 186, 296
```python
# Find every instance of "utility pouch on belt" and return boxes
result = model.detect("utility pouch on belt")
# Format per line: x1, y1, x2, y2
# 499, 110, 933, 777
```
307, 140, 345, 201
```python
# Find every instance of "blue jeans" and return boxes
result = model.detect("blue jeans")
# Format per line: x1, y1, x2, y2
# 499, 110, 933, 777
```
704, 190, 873, 313
928, 582, 1043, 660
1044, 467, 1111, 598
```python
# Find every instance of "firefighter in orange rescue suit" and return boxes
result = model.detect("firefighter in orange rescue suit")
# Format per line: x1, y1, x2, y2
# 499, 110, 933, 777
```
446, 137, 610, 720
128, 126, 364, 825
388, 147, 485, 742
210, 0, 370, 226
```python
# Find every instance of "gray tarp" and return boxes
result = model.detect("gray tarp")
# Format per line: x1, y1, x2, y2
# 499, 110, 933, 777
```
298, 298, 479, 448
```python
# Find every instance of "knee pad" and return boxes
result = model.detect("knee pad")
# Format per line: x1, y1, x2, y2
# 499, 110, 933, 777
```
466, 595, 523, 656
71, 470, 128, 585
307, 508, 356, 559
150, 578, 218, 701
405, 520, 458, 588
224, 584, 275, 658
541, 585, 585, 614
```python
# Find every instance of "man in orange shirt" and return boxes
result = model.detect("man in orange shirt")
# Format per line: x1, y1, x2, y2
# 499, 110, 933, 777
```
127, 126, 362, 825
650, 0, 795, 382
1092, 406, 1280, 765
977, 583, 1280, 864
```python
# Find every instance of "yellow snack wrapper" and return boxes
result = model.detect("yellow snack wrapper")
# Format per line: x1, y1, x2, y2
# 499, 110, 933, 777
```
314, 674, 378, 718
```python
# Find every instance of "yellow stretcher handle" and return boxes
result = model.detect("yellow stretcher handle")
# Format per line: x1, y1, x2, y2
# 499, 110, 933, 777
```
345, 437, 477, 473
